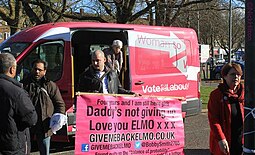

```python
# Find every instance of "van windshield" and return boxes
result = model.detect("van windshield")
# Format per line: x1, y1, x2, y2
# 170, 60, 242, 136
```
0, 42, 30, 57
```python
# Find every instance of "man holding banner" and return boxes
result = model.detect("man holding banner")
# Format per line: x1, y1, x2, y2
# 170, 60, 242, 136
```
77, 50, 139, 96
75, 50, 185, 155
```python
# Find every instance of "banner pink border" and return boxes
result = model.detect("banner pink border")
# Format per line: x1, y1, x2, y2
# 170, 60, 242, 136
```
75, 94, 184, 155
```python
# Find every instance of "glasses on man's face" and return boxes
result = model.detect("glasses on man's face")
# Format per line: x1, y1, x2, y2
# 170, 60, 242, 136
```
33, 68, 44, 72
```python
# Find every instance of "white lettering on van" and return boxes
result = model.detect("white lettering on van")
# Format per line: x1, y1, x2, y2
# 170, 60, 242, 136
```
137, 35, 181, 55
142, 83, 189, 93
128, 31, 186, 57
128, 30, 187, 74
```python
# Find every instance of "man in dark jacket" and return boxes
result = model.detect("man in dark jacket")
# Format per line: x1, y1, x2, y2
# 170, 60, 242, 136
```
22, 59, 66, 155
78, 50, 138, 95
0, 53, 38, 155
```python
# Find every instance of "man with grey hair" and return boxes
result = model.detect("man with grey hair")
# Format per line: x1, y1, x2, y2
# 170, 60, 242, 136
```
0, 53, 38, 155
103, 39, 124, 74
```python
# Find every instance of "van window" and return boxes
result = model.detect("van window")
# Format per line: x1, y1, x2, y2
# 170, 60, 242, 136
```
0, 42, 30, 57
16, 41, 64, 81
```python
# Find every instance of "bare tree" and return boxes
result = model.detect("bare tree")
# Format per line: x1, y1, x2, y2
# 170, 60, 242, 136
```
172, 0, 244, 58
0, 0, 245, 52
0, 0, 23, 34
22, 0, 67, 25
0, 0, 69, 34
75, 0, 158, 24
154, 0, 214, 26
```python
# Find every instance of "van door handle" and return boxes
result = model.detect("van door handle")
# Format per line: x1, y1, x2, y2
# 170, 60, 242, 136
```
135, 81, 144, 85
60, 89, 68, 94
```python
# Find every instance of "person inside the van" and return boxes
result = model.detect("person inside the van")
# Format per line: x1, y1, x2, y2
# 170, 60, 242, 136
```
78, 50, 140, 96
103, 39, 123, 75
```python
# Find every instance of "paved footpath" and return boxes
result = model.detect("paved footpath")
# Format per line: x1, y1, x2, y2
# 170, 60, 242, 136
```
184, 109, 210, 155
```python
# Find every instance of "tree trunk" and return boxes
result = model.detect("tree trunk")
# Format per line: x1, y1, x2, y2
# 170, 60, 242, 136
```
155, 0, 165, 26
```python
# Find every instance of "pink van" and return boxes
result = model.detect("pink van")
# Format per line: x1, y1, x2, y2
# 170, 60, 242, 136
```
0, 22, 201, 141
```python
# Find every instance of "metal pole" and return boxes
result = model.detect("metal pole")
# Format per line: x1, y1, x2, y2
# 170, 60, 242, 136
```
197, 11, 200, 43
210, 30, 214, 80
244, 0, 255, 154
228, 0, 232, 62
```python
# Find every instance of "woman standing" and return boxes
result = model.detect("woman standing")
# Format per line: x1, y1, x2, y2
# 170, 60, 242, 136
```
208, 63, 244, 155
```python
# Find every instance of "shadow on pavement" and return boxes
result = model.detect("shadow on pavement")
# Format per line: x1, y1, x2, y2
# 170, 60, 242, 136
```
184, 149, 210, 155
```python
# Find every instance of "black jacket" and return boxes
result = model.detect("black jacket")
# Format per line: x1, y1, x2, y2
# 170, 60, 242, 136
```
0, 74, 37, 155
22, 75, 66, 138
78, 65, 134, 94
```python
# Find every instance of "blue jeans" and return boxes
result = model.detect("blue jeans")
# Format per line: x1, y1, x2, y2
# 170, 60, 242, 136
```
36, 134, 51, 155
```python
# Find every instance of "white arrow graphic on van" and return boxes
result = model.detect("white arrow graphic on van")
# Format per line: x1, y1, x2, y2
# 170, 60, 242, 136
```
128, 30, 187, 73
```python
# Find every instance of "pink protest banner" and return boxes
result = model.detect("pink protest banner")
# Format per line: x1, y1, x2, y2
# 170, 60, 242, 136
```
75, 94, 184, 155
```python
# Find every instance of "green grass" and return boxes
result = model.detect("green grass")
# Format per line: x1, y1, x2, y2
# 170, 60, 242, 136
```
200, 85, 216, 109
